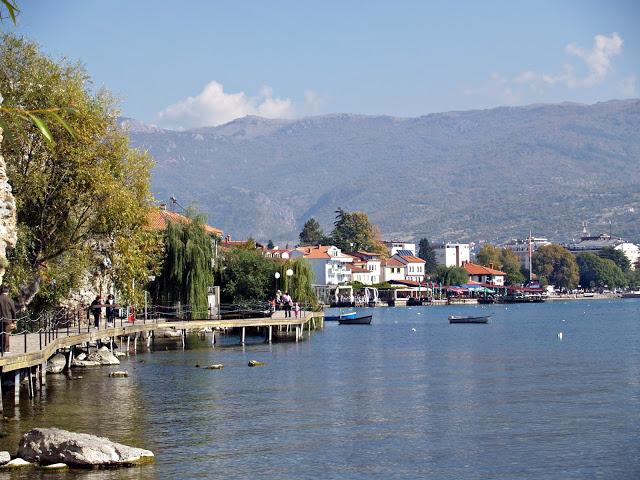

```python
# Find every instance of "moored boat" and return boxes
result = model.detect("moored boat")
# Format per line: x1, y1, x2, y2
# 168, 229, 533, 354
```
338, 315, 372, 325
325, 311, 357, 322
448, 314, 491, 324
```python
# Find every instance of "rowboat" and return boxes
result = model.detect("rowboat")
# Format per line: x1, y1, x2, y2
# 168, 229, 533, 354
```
325, 311, 357, 322
448, 315, 491, 324
338, 315, 372, 325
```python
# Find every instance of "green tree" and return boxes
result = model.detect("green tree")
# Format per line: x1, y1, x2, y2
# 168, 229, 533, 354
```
417, 238, 437, 274
476, 244, 502, 269
435, 265, 469, 286
598, 247, 630, 272
500, 248, 525, 285
299, 218, 325, 246
218, 247, 278, 303
154, 215, 213, 318
576, 253, 627, 289
1, 34, 160, 308
532, 244, 579, 290
331, 208, 385, 254
266, 239, 274, 250
278, 258, 317, 308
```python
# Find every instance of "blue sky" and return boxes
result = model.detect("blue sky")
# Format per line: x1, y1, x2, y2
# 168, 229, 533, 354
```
9, 0, 640, 128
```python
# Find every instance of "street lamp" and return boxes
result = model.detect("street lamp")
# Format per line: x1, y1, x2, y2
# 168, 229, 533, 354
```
274, 271, 280, 291
286, 268, 293, 291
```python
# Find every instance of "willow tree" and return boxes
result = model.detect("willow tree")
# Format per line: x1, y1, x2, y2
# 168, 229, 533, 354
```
279, 258, 318, 308
155, 216, 213, 318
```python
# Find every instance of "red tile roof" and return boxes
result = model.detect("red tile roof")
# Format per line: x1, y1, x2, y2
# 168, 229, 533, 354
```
383, 258, 405, 268
398, 255, 425, 264
463, 262, 506, 276
147, 209, 222, 236
347, 264, 370, 274
296, 245, 333, 259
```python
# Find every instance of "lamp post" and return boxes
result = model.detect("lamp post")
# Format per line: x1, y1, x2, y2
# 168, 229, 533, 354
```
286, 268, 293, 292
274, 271, 280, 292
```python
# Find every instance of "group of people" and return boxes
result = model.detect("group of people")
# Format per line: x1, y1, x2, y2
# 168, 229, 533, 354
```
89, 293, 117, 328
270, 290, 301, 318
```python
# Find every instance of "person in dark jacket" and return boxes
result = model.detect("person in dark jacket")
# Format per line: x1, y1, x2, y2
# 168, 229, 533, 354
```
0, 285, 16, 353
90, 295, 102, 328
106, 294, 116, 326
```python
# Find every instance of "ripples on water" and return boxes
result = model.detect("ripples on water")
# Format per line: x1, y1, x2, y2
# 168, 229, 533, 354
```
1, 300, 639, 479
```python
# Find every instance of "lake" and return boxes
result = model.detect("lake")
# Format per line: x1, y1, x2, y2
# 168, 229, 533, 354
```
1, 300, 639, 479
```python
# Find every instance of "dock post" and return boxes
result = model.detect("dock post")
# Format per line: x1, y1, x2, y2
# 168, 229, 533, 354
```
181, 330, 185, 349
295, 326, 299, 342
127, 336, 130, 354
134, 334, 138, 353
308, 320, 311, 335
241, 327, 245, 345
65, 349, 72, 371
211, 330, 215, 347
14, 370, 20, 402
27, 368, 33, 399
151, 330, 155, 347
146, 332, 151, 348
0, 372, 3, 414
41, 362, 46, 387
268, 325, 272, 343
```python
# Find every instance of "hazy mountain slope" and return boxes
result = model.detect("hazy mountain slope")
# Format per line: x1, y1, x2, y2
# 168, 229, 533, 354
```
127, 100, 640, 244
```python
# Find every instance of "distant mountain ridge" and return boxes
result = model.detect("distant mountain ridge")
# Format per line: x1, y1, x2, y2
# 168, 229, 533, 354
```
126, 99, 640, 245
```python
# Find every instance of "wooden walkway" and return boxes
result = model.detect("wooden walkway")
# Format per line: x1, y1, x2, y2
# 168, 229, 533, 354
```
0, 310, 324, 373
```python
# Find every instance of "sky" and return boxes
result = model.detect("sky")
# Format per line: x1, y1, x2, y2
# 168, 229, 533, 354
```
9, 0, 640, 129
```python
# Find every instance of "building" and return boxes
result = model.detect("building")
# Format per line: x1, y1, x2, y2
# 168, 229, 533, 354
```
502, 236, 551, 270
347, 251, 382, 284
291, 245, 353, 285
565, 234, 639, 270
263, 248, 291, 260
392, 254, 425, 282
147, 207, 223, 238
384, 241, 416, 257
381, 257, 406, 283
347, 264, 375, 285
434, 242, 470, 267
463, 262, 506, 286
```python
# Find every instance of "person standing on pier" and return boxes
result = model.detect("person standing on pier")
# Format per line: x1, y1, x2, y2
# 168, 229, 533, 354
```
90, 295, 102, 328
0, 285, 16, 353
106, 294, 116, 326
281, 291, 292, 318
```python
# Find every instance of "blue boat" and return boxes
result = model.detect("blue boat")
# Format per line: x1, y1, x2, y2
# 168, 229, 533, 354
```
325, 311, 357, 322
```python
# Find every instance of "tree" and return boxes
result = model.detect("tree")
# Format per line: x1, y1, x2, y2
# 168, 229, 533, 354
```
278, 258, 317, 308
532, 244, 579, 290
266, 239, 274, 250
299, 218, 325, 246
417, 238, 437, 274
435, 265, 469, 286
1, 35, 160, 309
500, 248, 525, 285
576, 253, 627, 290
331, 208, 385, 254
218, 246, 278, 304
153, 215, 213, 318
598, 247, 630, 272
476, 244, 502, 269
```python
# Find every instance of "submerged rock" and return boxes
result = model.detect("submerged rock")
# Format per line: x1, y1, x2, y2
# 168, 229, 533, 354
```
248, 360, 265, 367
204, 364, 224, 370
2, 458, 32, 468
88, 346, 120, 365
17, 428, 154, 467
72, 360, 101, 368
41, 462, 68, 470
46, 353, 66, 374
109, 371, 129, 378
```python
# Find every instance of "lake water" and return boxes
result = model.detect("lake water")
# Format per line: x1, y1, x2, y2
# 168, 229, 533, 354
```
1, 300, 639, 479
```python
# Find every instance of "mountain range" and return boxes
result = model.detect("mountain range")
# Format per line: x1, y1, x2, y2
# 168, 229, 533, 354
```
124, 99, 640, 245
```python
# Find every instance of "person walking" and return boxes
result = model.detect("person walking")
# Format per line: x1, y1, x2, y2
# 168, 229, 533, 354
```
281, 291, 292, 318
106, 294, 116, 326
90, 295, 102, 328
0, 285, 16, 354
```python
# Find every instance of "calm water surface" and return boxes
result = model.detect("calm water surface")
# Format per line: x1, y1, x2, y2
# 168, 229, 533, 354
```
1, 300, 639, 479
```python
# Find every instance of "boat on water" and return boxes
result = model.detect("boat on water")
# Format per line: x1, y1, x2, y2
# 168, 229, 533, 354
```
448, 314, 491, 324
338, 315, 372, 325
325, 311, 357, 322
621, 291, 640, 298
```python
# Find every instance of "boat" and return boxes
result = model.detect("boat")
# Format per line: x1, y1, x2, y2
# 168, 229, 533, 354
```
621, 291, 640, 298
338, 315, 372, 325
325, 311, 357, 322
448, 314, 491, 324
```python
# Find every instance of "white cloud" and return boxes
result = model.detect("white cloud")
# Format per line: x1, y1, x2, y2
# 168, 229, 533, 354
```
467, 33, 630, 104
157, 81, 297, 129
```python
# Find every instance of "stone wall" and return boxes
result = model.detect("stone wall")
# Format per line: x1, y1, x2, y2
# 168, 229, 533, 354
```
0, 127, 18, 286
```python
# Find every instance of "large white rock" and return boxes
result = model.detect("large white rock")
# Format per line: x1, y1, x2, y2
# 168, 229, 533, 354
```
46, 353, 66, 374
71, 360, 101, 368
17, 428, 154, 467
2, 458, 31, 468
88, 346, 120, 365
0, 451, 10, 464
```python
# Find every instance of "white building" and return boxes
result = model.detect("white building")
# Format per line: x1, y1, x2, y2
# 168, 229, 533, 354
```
565, 234, 639, 270
291, 245, 353, 285
434, 242, 470, 267
463, 262, 506, 286
392, 254, 425, 282
384, 241, 416, 257
501, 237, 551, 271
381, 257, 406, 282
347, 251, 382, 284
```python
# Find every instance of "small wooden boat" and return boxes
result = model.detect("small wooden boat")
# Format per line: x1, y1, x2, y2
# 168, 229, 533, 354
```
325, 311, 357, 322
338, 314, 372, 325
448, 315, 490, 324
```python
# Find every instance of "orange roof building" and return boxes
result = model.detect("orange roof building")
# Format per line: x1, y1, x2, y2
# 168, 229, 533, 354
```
463, 262, 506, 286
147, 208, 222, 237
